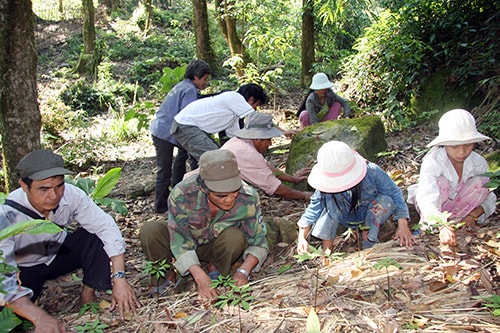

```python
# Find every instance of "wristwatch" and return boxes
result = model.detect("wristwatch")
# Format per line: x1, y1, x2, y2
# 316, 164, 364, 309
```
236, 268, 250, 278
111, 271, 126, 279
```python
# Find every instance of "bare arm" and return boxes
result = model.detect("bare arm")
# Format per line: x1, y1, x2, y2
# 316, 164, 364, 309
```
7, 296, 67, 333
109, 254, 140, 319
232, 254, 259, 286
273, 184, 312, 200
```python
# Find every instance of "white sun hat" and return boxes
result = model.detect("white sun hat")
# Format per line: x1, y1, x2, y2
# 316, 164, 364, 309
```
308, 141, 367, 193
427, 109, 490, 147
309, 73, 334, 90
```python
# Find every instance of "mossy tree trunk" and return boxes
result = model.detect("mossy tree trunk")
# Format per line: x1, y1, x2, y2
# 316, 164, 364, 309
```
0, 0, 41, 192
75, 0, 98, 78
192, 0, 214, 67
143, 0, 152, 34
214, 0, 246, 78
301, 0, 314, 88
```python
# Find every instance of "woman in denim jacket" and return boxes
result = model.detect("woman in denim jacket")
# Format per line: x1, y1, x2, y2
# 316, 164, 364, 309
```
296, 141, 415, 253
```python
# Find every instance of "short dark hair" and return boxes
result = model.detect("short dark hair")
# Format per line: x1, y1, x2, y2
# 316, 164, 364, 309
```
21, 177, 33, 189
184, 60, 211, 80
237, 83, 269, 105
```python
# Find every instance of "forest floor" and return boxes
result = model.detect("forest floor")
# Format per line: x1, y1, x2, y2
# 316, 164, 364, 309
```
30, 16, 500, 333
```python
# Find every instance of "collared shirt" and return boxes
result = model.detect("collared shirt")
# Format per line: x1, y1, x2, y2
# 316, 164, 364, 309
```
173, 91, 254, 137
298, 162, 409, 228
306, 89, 351, 124
149, 79, 199, 144
0, 184, 125, 305
407, 146, 496, 222
221, 137, 282, 195
167, 174, 269, 276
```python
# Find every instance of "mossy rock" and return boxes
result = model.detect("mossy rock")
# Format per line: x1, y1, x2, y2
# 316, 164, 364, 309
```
285, 116, 386, 190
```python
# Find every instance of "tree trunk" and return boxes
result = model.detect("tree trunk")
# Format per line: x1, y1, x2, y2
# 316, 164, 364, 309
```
214, 0, 245, 77
0, 0, 41, 192
301, 0, 315, 87
75, 0, 98, 77
143, 0, 152, 34
192, 0, 214, 66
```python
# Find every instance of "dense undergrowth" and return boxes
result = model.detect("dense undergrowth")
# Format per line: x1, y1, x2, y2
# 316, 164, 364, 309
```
32, 0, 498, 171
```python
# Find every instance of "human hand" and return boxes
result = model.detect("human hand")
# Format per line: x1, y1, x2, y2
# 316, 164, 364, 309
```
392, 226, 416, 247
196, 273, 219, 302
110, 279, 140, 319
294, 167, 312, 180
439, 225, 456, 246
297, 238, 309, 255
232, 271, 249, 287
462, 215, 477, 228
34, 312, 67, 333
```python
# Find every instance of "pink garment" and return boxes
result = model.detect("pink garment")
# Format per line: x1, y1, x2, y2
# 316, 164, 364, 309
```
299, 101, 342, 128
221, 137, 282, 195
412, 175, 490, 222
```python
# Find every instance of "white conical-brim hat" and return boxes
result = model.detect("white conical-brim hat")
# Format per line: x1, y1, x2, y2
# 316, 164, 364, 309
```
427, 109, 490, 147
308, 141, 367, 193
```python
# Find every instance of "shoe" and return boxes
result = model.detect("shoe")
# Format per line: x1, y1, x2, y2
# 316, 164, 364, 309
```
208, 270, 220, 280
361, 239, 377, 249
149, 275, 180, 297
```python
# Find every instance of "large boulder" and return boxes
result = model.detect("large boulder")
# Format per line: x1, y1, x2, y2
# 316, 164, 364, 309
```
286, 116, 387, 190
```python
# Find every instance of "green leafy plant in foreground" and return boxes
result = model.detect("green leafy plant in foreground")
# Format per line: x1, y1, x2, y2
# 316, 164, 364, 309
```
373, 258, 401, 301
0, 218, 63, 333
78, 302, 101, 318
212, 275, 255, 333
66, 167, 127, 215
473, 294, 500, 316
74, 319, 109, 333
142, 259, 170, 301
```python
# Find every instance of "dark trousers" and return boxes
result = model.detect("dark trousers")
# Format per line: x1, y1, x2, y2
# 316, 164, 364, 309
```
139, 220, 247, 277
152, 135, 197, 213
19, 228, 111, 301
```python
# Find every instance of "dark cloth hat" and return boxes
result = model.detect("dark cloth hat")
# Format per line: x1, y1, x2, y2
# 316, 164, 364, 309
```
15, 149, 73, 180
199, 149, 241, 192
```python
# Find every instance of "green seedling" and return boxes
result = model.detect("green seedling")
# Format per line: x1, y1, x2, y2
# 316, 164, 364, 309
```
294, 245, 343, 310
75, 319, 109, 333
212, 275, 255, 333
143, 259, 170, 301
373, 258, 401, 300
79, 302, 101, 318
473, 294, 500, 316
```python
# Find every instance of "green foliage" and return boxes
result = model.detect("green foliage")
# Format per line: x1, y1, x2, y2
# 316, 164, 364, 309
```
373, 258, 401, 300
0, 216, 62, 332
78, 302, 101, 317
473, 294, 500, 316
75, 319, 109, 333
159, 64, 187, 94
484, 170, 500, 192
143, 259, 171, 301
0, 220, 62, 241
0, 308, 22, 333
125, 101, 157, 132
65, 168, 128, 215
341, 10, 431, 130
60, 78, 137, 116
212, 275, 255, 311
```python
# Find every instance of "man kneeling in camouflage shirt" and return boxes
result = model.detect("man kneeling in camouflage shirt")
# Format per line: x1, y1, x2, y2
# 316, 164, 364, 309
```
140, 149, 269, 301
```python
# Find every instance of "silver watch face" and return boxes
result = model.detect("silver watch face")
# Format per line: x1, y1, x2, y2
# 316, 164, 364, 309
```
112, 271, 125, 279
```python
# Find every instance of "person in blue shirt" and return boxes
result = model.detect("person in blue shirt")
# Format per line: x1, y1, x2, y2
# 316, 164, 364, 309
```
149, 60, 211, 213
296, 141, 416, 253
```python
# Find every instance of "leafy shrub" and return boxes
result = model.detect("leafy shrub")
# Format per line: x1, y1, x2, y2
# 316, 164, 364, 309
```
341, 10, 431, 130
60, 78, 137, 116
41, 97, 87, 141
